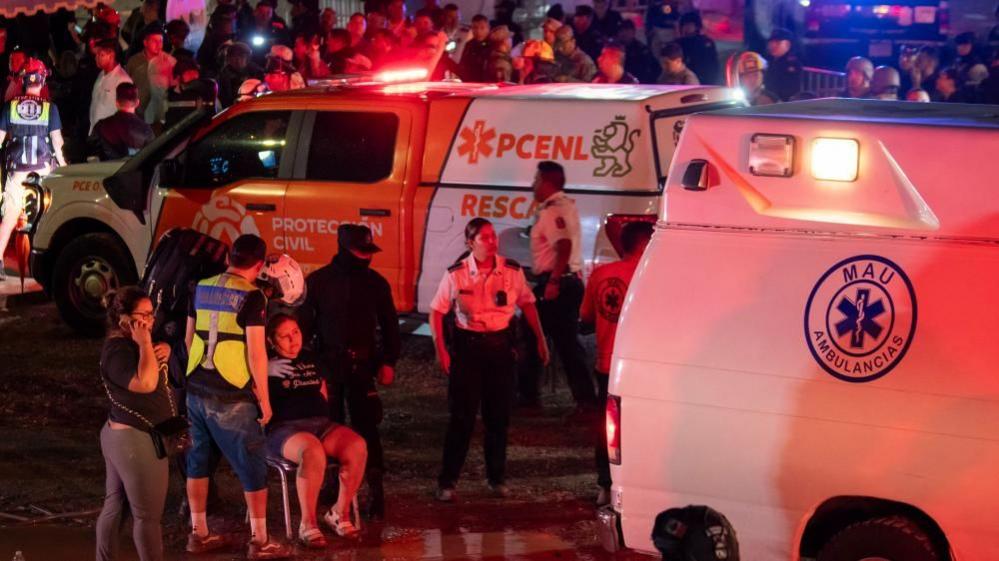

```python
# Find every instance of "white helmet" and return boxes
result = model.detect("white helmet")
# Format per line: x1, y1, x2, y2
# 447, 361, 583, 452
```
258, 254, 306, 307
236, 78, 269, 102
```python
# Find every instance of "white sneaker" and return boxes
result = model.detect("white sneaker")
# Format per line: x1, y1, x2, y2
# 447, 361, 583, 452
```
323, 508, 360, 537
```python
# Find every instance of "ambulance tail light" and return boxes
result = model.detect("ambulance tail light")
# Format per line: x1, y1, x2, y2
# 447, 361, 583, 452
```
605, 214, 656, 257
375, 67, 429, 83
607, 394, 622, 465
811, 137, 859, 182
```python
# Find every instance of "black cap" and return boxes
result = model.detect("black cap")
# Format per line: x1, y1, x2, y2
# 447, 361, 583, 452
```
955, 31, 976, 45
678, 10, 703, 28
575, 5, 594, 17
769, 27, 794, 42
338, 224, 381, 254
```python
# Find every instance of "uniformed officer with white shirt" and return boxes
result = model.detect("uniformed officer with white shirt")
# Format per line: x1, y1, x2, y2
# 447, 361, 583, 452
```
529, 161, 597, 412
430, 218, 549, 502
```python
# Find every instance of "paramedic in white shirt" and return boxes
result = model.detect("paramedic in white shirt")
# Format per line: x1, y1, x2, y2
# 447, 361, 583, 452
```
529, 161, 596, 413
430, 217, 548, 502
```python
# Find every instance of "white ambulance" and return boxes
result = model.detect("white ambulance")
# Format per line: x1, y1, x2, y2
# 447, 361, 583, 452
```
29, 82, 743, 333
600, 99, 999, 560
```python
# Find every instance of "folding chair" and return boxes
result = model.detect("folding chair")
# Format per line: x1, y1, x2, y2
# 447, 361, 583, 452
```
264, 455, 362, 540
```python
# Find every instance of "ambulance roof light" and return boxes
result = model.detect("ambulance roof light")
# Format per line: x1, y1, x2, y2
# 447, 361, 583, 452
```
811, 138, 859, 182
375, 68, 430, 83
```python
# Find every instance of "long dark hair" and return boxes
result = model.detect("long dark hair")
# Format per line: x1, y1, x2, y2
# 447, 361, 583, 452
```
103, 286, 149, 335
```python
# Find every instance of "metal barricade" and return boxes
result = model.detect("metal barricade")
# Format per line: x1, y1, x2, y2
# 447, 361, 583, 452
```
802, 66, 846, 98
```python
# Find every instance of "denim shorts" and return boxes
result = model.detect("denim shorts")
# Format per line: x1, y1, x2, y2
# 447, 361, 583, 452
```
266, 417, 337, 458
186, 393, 267, 492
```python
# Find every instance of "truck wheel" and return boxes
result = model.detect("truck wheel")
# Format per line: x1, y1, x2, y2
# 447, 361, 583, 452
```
817, 516, 940, 561
52, 233, 137, 336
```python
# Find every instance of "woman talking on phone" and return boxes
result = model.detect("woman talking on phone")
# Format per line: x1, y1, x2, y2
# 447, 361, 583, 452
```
96, 286, 174, 561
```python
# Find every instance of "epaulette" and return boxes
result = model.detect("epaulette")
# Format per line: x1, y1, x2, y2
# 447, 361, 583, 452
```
503, 259, 521, 270
447, 262, 464, 273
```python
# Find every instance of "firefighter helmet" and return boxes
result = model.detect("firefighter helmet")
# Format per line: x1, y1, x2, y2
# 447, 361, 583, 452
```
20, 58, 49, 90
736, 51, 767, 75
845, 56, 874, 81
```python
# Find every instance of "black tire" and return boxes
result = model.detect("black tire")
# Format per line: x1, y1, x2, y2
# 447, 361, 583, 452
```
51, 232, 138, 336
817, 516, 940, 561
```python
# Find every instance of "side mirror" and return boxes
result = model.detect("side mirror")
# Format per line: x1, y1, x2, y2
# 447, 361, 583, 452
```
681, 159, 711, 191
159, 159, 183, 186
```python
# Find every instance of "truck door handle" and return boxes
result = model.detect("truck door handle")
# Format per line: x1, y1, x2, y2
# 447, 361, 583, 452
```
246, 203, 277, 212
361, 208, 391, 217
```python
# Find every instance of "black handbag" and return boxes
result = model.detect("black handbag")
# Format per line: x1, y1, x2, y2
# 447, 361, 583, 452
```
103, 362, 191, 459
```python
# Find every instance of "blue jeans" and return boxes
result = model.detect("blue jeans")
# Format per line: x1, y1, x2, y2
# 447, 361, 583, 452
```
186, 393, 268, 492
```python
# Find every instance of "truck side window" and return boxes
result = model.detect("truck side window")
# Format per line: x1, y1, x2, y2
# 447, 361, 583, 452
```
307, 112, 398, 183
182, 111, 291, 187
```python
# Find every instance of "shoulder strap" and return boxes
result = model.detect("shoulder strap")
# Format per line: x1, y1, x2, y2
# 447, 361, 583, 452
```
100, 358, 177, 428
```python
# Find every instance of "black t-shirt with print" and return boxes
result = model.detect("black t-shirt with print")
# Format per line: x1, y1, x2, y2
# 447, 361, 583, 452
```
186, 287, 267, 400
101, 337, 173, 429
267, 351, 330, 424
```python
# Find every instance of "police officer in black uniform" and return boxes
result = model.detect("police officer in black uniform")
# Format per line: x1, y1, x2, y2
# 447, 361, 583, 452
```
764, 28, 802, 101
301, 224, 400, 520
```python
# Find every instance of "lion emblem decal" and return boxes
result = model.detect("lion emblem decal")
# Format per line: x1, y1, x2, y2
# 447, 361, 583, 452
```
591, 116, 641, 178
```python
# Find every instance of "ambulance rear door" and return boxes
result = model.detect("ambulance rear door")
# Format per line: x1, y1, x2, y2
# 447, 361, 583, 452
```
283, 106, 410, 298
153, 109, 300, 254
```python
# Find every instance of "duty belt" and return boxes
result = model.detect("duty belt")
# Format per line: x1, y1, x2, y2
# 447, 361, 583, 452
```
454, 327, 511, 341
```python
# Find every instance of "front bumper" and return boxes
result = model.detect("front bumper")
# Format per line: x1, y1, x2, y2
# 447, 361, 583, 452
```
597, 505, 623, 552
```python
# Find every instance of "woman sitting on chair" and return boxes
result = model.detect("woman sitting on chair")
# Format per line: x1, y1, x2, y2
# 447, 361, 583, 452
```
265, 313, 367, 546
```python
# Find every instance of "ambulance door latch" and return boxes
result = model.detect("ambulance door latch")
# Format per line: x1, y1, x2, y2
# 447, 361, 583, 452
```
681, 160, 711, 191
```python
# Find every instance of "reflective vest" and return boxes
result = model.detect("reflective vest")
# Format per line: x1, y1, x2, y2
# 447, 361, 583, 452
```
5, 96, 53, 172
186, 273, 256, 388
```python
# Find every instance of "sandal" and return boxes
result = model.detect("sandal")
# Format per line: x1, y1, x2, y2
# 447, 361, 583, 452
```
299, 527, 327, 549
323, 508, 360, 537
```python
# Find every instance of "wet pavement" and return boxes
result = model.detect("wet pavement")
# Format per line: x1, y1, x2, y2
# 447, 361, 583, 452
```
0, 498, 640, 561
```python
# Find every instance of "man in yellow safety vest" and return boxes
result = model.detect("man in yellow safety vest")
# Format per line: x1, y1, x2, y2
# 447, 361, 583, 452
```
183, 234, 291, 559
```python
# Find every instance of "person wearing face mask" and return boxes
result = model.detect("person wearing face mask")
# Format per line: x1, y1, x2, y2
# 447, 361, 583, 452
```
300, 224, 400, 521
430, 218, 549, 502
96, 286, 173, 561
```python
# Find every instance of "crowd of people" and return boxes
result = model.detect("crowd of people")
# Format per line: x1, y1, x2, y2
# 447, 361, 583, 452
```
734, 25, 999, 106
96, 160, 649, 560
0, 0, 997, 171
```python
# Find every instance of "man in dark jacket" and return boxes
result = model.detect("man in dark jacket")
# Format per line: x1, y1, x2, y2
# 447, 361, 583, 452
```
301, 224, 400, 521
572, 5, 604, 62
592, 0, 623, 38
616, 20, 660, 84
764, 28, 802, 101
89, 82, 153, 160
218, 42, 263, 107
458, 14, 491, 82
677, 11, 720, 85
